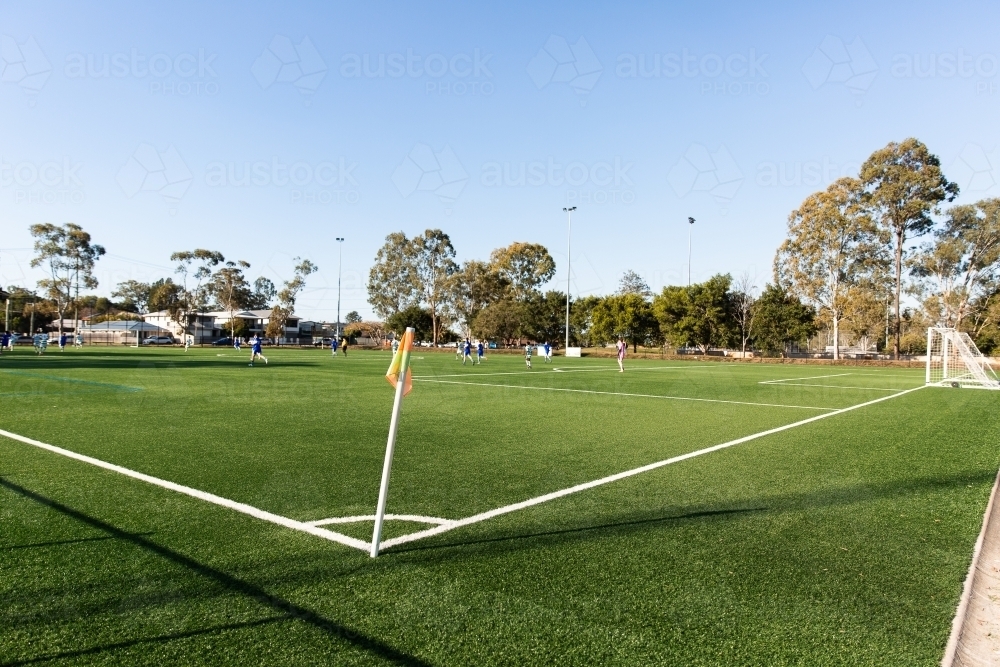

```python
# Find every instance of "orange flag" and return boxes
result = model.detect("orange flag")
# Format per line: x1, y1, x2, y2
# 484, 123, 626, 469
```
385, 328, 414, 396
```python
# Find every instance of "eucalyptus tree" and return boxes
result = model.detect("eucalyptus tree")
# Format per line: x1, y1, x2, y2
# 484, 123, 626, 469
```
169, 249, 224, 334
910, 198, 1000, 329
860, 138, 959, 358
266, 258, 318, 342
29, 223, 105, 336
410, 229, 458, 344
774, 177, 885, 359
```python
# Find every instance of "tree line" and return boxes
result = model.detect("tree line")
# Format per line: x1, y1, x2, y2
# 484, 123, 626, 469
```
4, 226, 319, 341
368, 139, 1000, 358
8, 139, 999, 357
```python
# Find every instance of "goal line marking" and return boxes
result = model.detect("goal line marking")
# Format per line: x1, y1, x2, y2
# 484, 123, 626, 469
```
378, 385, 925, 550
412, 378, 839, 411
0, 428, 370, 552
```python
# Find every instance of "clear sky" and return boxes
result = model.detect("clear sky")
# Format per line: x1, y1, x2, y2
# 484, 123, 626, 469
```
2, 0, 999, 322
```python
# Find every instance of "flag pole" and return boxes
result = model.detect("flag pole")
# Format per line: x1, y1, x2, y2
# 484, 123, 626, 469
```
371, 327, 413, 557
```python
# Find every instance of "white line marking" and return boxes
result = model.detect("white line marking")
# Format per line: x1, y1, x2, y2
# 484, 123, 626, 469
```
764, 382, 903, 391
379, 385, 925, 550
413, 365, 717, 379
759, 373, 852, 384
412, 378, 837, 411
307, 514, 453, 527
0, 429, 372, 552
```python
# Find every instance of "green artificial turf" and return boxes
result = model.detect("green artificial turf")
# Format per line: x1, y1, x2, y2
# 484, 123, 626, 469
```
1, 346, 997, 665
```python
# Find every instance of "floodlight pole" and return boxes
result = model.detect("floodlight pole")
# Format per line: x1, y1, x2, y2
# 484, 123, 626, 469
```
687, 217, 695, 286
335, 238, 345, 341
371, 326, 414, 558
563, 206, 576, 352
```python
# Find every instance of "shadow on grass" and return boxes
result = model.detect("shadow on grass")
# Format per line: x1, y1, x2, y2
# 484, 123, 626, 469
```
0, 353, 324, 370
0, 478, 430, 667
390, 507, 765, 556
389, 469, 998, 558
3, 533, 153, 551
3, 615, 293, 667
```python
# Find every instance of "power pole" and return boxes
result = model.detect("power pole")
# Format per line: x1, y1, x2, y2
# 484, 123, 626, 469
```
335, 237, 345, 341
563, 206, 576, 351
687, 217, 696, 286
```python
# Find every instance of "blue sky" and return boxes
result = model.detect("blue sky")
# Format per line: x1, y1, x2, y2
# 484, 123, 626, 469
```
2, 0, 999, 321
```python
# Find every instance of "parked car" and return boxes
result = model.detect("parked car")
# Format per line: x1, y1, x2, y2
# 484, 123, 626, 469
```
211, 337, 234, 346
142, 336, 175, 345
313, 337, 334, 347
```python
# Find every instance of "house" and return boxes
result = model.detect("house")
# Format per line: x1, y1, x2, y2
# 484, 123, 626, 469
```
143, 309, 303, 343
78, 320, 172, 345
143, 311, 217, 343
207, 310, 301, 342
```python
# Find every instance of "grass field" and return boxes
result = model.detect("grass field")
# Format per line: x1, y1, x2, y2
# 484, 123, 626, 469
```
2, 345, 999, 665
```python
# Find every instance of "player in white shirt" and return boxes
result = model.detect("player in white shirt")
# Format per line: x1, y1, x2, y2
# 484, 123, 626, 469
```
524, 343, 532, 369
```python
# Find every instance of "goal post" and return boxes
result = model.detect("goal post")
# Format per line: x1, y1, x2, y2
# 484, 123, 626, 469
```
926, 327, 1000, 389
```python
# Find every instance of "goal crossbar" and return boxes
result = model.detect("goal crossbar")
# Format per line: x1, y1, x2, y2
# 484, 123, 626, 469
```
925, 327, 1000, 389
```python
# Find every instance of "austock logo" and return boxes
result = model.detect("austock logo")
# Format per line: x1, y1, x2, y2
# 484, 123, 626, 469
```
668, 144, 743, 212
64, 47, 220, 96
339, 48, 494, 96
802, 35, 878, 104
116, 143, 193, 214
949, 144, 1000, 194
252, 35, 327, 97
204, 157, 360, 204
0, 35, 52, 104
392, 144, 468, 209
527, 35, 602, 104
0, 156, 84, 204
480, 157, 635, 205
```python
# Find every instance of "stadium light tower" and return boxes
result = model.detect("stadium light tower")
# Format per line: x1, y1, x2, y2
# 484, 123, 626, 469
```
687, 217, 696, 286
563, 206, 576, 352
335, 237, 345, 340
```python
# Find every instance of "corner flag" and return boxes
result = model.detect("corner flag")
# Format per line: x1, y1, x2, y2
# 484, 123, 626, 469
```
372, 327, 415, 557
385, 328, 414, 396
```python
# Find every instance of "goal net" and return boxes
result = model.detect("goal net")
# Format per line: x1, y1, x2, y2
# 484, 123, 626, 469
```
925, 327, 1000, 389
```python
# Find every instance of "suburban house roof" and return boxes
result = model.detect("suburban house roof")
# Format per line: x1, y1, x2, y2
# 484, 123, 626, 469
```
205, 309, 297, 320
80, 321, 170, 333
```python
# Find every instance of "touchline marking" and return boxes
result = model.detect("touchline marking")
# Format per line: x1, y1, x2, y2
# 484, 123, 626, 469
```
413, 365, 718, 379
0, 428, 370, 552
412, 379, 838, 411
378, 385, 926, 550
307, 514, 453, 527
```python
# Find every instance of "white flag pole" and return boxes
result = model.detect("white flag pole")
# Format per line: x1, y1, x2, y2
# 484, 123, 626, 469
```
371, 327, 413, 557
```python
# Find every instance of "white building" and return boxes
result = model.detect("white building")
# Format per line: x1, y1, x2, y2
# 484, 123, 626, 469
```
143, 309, 301, 343
78, 320, 172, 345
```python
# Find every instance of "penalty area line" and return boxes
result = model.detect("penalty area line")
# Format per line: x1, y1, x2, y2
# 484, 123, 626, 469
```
379, 385, 925, 550
0, 428, 371, 553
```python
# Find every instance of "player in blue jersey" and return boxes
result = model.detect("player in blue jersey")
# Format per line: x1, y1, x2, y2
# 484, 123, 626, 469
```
59, 333, 67, 351
249, 334, 268, 366
476, 340, 484, 364
543, 341, 551, 363
331, 337, 338, 356
462, 339, 472, 365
